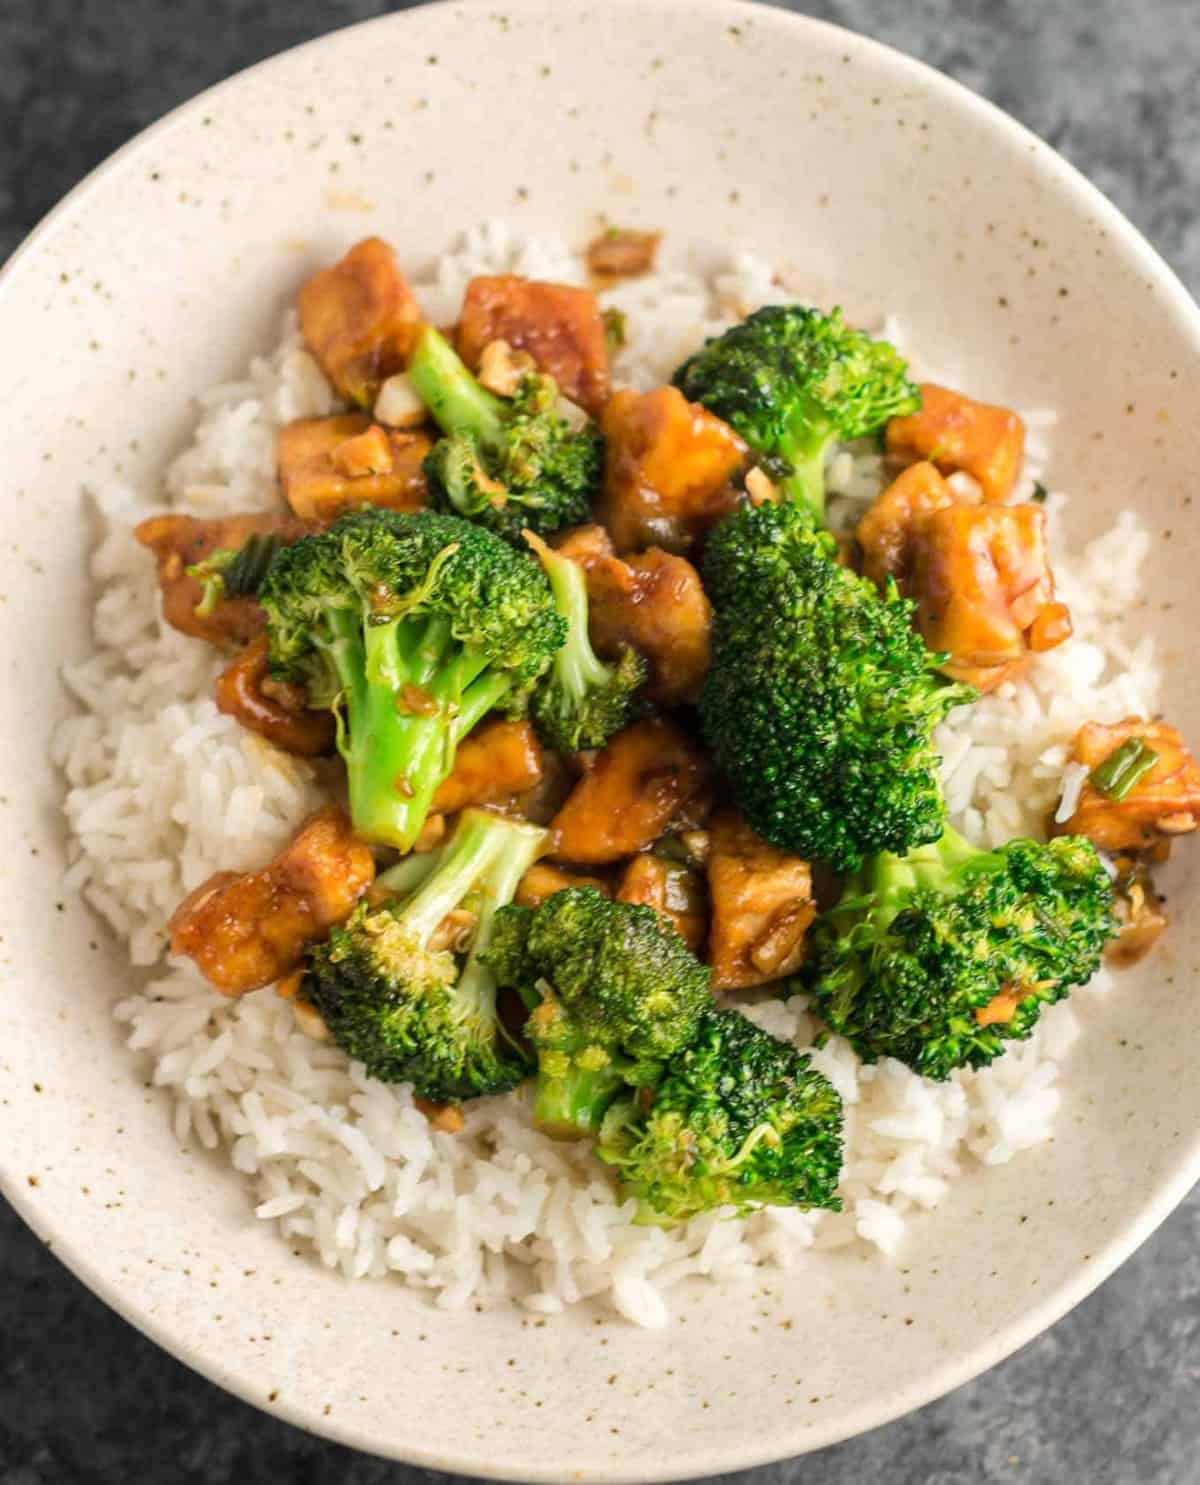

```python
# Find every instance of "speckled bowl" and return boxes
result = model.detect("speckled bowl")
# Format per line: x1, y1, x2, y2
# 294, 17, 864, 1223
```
1, 2, 1198, 1477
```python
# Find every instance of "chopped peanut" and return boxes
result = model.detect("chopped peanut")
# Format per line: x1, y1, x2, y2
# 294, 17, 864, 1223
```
886, 383, 1025, 504
599, 387, 746, 553
168, 807, 375, 996
215, 635, 335, 757
743, 467, 778, 506
559, 528, 712, 705
550, 719, 712, 865
297, 237, 423, 407
135, 510, 311, 648
856, 461, 964, 589
331, 424, 394, 478
706, 811, 815, 990
431, 719, 545, 815
476, 338, 537, 397
516, 862, 612, 908
1056, 719, 1200, 852
975, 989, 1022, 1027
617, 854, 707, 954
456, 275, 610, 415
278, 413, 430, 522
373, 372, 428, 429
912, 503, 1072, 692
414, 1098, 466, 1133
585, 227, 662, 284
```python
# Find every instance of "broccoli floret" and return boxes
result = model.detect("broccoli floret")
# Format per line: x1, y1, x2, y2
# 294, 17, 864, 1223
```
304, 808, 548, 1100
673, 304, 920, 521
803, 827, 1118, 1080
408, 326, 602, 543
595, 1007, 844, 1226
188, 531, 289, 618
700, 500, 975, 871
259, 508, 564, 850
486, 887, 712, 1139
524, 531, 646, 753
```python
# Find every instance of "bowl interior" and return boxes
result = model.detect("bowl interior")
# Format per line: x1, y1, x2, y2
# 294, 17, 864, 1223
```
1, 2, 1198, 1478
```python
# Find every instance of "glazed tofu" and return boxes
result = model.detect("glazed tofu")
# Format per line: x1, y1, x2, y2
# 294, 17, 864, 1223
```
912, 503, 1072, 693
856, 461, 963, 589
515, 862, 612, 908
549, 719, 712, 865
616, 853, 707, 954
585, 227, 662, 284
1056, 719, 1200, 852
297, 237, 423, 407
431, 719, 545, 815
456, 275, 610, 416
558, 527, 712, 706
168, 807, 375, 996
277, 413, 430, 522
706, 811, 816, 990
886, 383, 1025, 504
135, 510, 311, 648
599, 387, 746, 553
215, 635, 335, 757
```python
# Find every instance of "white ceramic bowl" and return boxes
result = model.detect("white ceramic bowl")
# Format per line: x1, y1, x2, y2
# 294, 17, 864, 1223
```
2, 2, 1198, 1477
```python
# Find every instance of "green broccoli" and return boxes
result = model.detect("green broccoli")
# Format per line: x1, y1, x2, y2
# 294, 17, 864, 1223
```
596, 1007, 844, 1226
258, 508, 564, 850
700, 499, 975, 871
304, 808, 548, 1100
803, 826, 1118, 1080
524, 531, 646, 753
673, 304, 920, 521
407, 325, 602, 543
485, 887, 712, 1140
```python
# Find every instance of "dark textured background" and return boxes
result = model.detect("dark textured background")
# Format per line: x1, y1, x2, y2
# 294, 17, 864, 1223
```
3, 2, 1199, 1482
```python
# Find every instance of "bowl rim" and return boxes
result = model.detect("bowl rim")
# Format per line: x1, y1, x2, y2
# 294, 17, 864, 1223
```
4, 0, 1200, 1476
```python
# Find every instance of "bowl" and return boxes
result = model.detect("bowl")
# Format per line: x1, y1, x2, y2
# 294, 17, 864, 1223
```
2, 1, 1198, 1477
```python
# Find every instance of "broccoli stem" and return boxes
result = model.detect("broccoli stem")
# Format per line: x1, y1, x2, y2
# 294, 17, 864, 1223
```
408, 326, 507, 451
864, 825, 998, 927
525, 533, 611, 701
777, 417, 834, 521
456, 818, 547, 1011
336, 610, 515, 851
533, 1056, 630, 1141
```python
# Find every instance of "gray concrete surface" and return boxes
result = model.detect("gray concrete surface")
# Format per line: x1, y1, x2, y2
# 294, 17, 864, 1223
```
2, 1, 1198, 1481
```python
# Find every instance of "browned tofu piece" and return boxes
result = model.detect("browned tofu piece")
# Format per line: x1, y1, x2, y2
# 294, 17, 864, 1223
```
135, 510, 312, 648
856, 461, 963, 589
297, 237, 423, 407
616, 854, 707, 954
599, 387, 746, 553
456, 275, 610, 416
585, 227, 662, 284
215, 635, 335, 757
706, 811, 816, 990
581, 545, 712, 706
168, 807, 375, 996
277, 413, 430, 523
911, 503, 1072, 693
515, 862, 612, 908
549, 718, 712, 865
431, 719, 545, 815
886, 383, 1025, 504
1056, 719, 1200, 852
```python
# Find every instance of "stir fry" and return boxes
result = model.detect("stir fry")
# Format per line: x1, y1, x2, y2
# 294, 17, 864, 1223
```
151, 234, 1198, 1226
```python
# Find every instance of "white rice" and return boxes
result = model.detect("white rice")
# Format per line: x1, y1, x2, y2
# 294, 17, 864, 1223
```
54, 226, 1157, 1326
